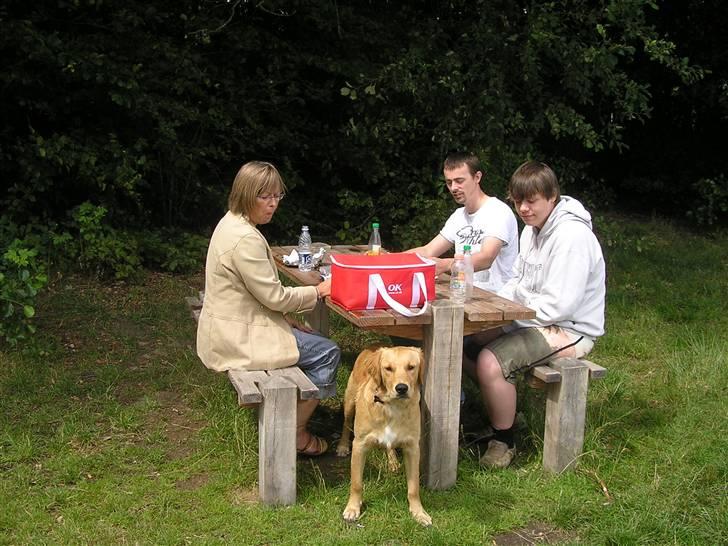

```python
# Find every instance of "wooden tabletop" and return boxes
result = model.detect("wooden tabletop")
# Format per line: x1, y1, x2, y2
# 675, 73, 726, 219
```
271, 244, 535, 339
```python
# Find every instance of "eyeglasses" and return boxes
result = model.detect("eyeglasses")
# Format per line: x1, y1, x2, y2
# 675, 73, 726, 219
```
257, 193, 285, 202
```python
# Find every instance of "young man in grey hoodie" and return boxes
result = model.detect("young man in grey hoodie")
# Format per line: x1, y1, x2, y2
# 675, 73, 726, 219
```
465, 160, 606, 469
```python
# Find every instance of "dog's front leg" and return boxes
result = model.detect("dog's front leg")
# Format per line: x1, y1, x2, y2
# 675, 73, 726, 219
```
343, 439, 368, 522
403, 443, 432, 526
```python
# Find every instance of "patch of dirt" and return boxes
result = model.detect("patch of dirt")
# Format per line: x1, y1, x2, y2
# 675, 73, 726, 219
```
229, 486, 259, 505
492, 522, 576, 545
300, 448, 351, 484
143, 390, 207, 460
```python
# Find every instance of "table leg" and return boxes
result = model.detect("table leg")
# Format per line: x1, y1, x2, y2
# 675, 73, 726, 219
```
421, 300, 464, 489
307, 299, 330, 337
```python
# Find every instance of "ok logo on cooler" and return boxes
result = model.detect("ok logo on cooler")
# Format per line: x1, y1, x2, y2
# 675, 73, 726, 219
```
387, 283, 403, 294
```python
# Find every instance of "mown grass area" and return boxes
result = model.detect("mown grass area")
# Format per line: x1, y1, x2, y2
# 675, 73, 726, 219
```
1, 217, 726, 545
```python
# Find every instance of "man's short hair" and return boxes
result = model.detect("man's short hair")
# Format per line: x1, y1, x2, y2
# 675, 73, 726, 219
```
508, 160, 561, 202
443, 152, 482, 177
228, 161, 287, 217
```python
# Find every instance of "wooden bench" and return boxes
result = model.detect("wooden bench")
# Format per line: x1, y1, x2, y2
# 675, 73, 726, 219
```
186, 293, 319, 505
526, 358, 607, 473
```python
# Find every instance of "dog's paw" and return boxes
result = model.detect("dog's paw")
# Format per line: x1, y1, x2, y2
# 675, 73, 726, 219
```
411, 508, 432, 527
342, 503, 361, 522
335, 443, 351, 457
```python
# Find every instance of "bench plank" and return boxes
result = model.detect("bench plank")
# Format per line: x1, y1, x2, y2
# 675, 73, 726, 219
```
582, 359, 607, 379
530, 365, 562, 383
227, 370, 268, 406
268, 367, 319, 400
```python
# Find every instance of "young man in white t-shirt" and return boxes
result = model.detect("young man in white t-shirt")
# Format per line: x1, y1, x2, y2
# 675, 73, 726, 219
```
408, 152, 518, 292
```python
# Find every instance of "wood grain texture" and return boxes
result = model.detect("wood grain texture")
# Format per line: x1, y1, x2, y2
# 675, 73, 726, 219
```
269, 366, 319, 400
543, 358, 590, 473
421, 300, 464, 490
227, 370, 268, 405
258, 376, 298, 505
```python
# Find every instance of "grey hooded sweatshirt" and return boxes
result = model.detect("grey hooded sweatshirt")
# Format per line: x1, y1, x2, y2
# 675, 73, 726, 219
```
498, 196, 605, 339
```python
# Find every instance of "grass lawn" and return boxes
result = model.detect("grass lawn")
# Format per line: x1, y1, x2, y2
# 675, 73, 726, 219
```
1, 216, 726, 545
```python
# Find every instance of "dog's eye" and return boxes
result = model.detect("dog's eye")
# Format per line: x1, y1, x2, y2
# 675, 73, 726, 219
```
407, 365, 416, 371
384, 366, 393, 372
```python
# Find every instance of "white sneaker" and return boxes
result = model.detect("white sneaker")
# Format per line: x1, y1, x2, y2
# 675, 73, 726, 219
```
479, 439, 516, 468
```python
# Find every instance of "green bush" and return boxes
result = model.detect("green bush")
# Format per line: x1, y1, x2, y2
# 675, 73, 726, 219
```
68, 203, 208, 278
0, 239, 47, 346
687, 175, 728, 227
70, 202, 141, 280
138, 229, 208, 273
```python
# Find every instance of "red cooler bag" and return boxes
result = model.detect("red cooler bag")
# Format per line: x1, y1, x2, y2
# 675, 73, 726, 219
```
330, 253, 436, 316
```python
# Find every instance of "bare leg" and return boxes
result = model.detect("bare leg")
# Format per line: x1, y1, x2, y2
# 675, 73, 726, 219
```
475, 348, 516, 429
296, 398, 319, 449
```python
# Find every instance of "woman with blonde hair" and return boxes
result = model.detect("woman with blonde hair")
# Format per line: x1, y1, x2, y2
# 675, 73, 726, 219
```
197, 160, 339, 456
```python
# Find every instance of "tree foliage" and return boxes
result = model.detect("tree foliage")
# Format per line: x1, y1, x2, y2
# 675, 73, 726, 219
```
0, 0, 722, 344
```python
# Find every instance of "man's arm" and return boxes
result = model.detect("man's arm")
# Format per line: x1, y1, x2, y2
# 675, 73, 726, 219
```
471, 236, 504, 272
406, 234, 453, 276
406, 234, 452, 258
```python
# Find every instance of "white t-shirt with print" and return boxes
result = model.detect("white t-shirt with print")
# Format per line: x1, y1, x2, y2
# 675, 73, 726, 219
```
440, 197, 518, 292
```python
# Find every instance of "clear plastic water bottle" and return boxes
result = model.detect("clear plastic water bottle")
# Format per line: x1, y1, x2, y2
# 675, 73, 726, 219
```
463, 244, 474, 301
450, 253, 467, 304
367, 222, 382, 256
298, 225, 313, 272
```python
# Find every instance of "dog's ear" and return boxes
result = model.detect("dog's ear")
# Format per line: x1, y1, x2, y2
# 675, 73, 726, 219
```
414, 348, 425, 384
366, 348, 385, 390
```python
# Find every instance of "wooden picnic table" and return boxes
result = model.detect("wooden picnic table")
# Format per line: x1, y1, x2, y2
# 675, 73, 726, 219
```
270, 244, 535, 489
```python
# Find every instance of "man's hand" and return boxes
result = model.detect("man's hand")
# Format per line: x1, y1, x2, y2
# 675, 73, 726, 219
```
432, 257, 453, 276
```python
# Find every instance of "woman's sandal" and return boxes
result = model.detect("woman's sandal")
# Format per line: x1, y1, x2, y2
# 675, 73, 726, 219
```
297, 434, 329, 457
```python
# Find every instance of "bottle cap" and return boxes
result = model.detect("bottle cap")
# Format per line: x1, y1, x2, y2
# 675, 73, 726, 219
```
372, 222, 379, 229
463, 245, 471, 252
302, 225, 309, 230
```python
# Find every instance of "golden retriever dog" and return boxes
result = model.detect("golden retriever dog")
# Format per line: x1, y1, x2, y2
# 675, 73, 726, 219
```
336, 345, 431, 526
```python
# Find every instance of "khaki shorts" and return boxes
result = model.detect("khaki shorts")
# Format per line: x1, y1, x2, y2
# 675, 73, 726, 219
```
486, 326, 594, 384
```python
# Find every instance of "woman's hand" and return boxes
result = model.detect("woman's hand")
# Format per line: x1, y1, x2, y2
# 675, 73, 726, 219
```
317, 278, 332, 298
285, 315, 314, 333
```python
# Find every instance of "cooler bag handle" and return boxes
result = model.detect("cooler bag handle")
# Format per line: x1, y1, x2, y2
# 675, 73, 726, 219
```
367, 272, 429, 317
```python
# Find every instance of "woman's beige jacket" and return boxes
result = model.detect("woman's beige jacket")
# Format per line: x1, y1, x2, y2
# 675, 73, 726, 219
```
196, 211, 318, 371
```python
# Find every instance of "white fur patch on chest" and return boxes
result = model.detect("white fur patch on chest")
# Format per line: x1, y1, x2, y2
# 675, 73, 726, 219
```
377, 426, 398, 449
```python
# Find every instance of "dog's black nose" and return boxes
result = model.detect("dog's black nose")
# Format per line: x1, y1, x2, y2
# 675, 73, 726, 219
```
395, 383, 409, 395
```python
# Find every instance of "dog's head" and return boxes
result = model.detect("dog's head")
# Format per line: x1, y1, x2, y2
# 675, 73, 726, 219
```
365, 346, 424, 401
